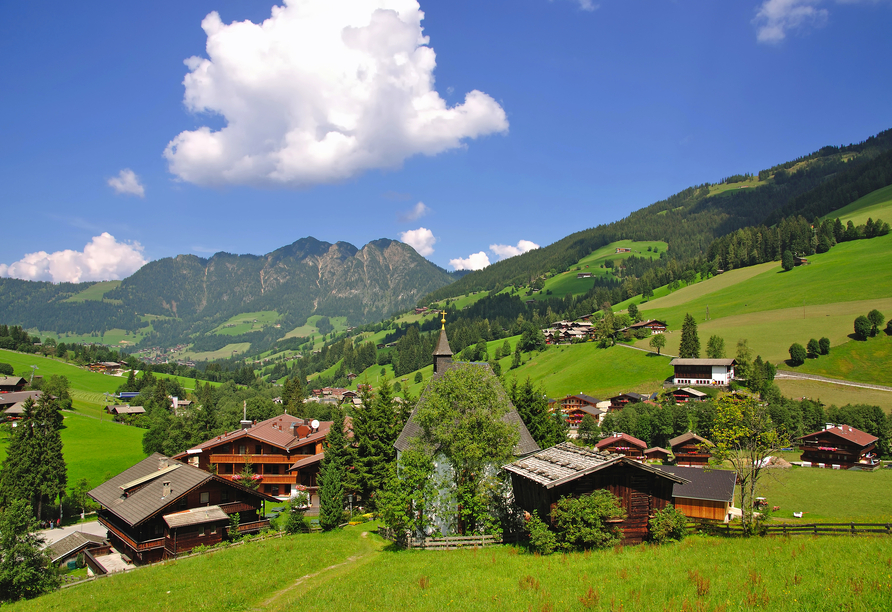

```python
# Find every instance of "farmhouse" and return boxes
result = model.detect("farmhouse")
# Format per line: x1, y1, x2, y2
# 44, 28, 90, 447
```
670, 358, 735, 386
88, 362, 124, 374
577, 272, 593, 279
595, 433, 648, 460
0, 376, 27, 392
0, 390, 43, 420
607, 392, 647, 412
796, 424, 879, 469
565, 405, 605, 430
619, 320, 667, 334
793, 255, 808, 266
644, 447, 670, 463
174, 413, 334, 502
657, 465, 736, 522
669, 431, 714, 467
670, 387, 708, 403
504, 442, 687, 545
615, 247, 632, 253
89, 454, 276, 564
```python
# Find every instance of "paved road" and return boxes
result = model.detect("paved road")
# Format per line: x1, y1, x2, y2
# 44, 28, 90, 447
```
774, 370, 892, 393
38, 519, 106, 546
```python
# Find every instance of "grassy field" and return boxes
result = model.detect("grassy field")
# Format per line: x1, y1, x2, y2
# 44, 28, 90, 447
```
634, 235, 892, 365
12, 524, 892, 612
62, 280, 122, 303
824, 183, 892, 226
774, 378, 892, 412
537, 240, 667, 299
211, 310, 280, 336
172, 342, 252, 361
0, 350, 123, 396
789, 332, 892, 386
431, 290, 491, 311
758, 464, 892, 522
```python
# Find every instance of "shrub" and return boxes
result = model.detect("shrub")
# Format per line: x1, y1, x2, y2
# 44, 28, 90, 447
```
526, 511, 558, 555
649, 504, 688, 543
806, 338, 820, 357
788, 343, 806, 365
818, 337, 831, 355
867, 310, 885, 336
854, 316, 871, 341
551, 490, 626, 551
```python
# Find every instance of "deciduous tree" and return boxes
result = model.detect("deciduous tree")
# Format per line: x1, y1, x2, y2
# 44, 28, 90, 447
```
788, 343, 806, 365
649, 333, 666, 355
867, 310, 885, 337
706, 335, 725, 359
854, 315, 872, 341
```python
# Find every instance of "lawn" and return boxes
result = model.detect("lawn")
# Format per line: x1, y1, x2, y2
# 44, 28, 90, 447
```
0, 350, 123, 396
789, 333, 892, 386
774, 378, 892, 413
824, 183, 892, 226
211, 310, 280, 336
757, 464, 892, 522
62, 280, 122, 303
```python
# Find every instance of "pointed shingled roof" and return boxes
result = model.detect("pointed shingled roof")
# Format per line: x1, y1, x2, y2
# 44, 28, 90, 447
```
433, 328, 453, 357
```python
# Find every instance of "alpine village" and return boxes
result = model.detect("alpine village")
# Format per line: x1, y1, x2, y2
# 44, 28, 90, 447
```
3, 3, 892, 611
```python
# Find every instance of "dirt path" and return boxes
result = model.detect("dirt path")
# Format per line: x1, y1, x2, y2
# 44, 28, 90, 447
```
774, 370, 892, 392
615, 342, 675, 358
251, 532, 380, 611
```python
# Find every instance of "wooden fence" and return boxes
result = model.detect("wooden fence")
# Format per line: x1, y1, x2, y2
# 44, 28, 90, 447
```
697, 521, 892, 537
378, 527, 502, 549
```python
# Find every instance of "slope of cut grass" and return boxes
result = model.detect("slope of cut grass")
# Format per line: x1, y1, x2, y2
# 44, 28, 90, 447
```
789, 333, 892, 386
0, 350, 123, 395
62, 280, 122, 303
774, 378, 892, 413
824, 183, 892, 226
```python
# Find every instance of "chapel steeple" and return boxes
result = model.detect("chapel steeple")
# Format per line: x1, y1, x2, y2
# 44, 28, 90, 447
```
432, 311, 453, 374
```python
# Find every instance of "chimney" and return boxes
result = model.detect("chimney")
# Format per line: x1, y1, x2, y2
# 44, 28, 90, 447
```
290, 422, 298, 436
172, 396, 179, 411
240, 420, 252, 430
159, 457, 168, 470
162, 481, 171, 498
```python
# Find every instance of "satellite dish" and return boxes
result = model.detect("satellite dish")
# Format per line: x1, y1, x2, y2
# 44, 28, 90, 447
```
310, 419, 320, 430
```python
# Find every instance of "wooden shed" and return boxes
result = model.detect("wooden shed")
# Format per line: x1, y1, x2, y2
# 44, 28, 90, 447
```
504, 442, 687, 545
657, 465, 736, 522
595, 433, 648, 461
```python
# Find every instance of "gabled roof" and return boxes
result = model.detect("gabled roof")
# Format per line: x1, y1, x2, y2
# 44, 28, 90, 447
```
89, 453, 274, 527
504, 442, 688, 489
288, 451, 324, 471
674, 387, 708, 397
0, 376, 26, 386
645, 447, 670, 455
563, 394, 601, 405
670, 358, 736, 367
669, 431, 714, 448
0, 390, 41, 407
657, 465, 736, 503
175, 413, 332, 456
45, 531, 106, 563
394, 362, 539, 456
609, 392, 647, 402
163, 505, 229, 529
574, 405, 604, 417
797, 425, 878, 447
109, 405, 145, 415
596, 433, 647, 450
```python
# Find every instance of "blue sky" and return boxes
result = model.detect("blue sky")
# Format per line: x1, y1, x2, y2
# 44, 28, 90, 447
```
1, 0, 890, 282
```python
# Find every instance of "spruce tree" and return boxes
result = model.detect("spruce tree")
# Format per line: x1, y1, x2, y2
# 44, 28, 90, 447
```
508, 377, 566, 448
318, 407, 347, 530
352, 378, 399, 503
679, 313, 700, 359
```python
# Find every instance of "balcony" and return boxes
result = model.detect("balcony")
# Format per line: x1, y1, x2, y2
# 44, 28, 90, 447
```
99, 517, 165, 552
218, 474, 296, 485
210, 454, 297, 464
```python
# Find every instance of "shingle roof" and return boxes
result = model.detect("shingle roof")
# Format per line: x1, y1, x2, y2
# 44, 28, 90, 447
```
504, 442, 688, 489
596, 433, 648, 450
45, 531, 106, 563
0, 390, 41, 407
394, 362, 539, 456
645, 447, 670, 455
669, 431, 714, 448
670, 358, 736, 367
433, 328, 453, 357
176, 413, 332, 456
109, 405, 145, 415
0, 376, 26, 386
565, 394, 600, 405
657, 465, 736, 503
797, 425, 878, 447
289, 452, 324, 471
163, 505, 229, 529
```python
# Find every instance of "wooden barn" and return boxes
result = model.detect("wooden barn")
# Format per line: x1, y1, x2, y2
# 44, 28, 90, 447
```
595, 433, 648, 461
658, 465, 736, 522
669, 431, 714, 467
796, 424, 879, 469
644, 447, 670, 463
670, 387, 708, 403
504, 443, 687, 545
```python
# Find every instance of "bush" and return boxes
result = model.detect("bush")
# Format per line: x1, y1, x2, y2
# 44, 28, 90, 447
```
0, 363, 13, 376
526, 511, 558, 554
649, 504, 688, 544
867, 310, 885, 336
854, 315, 871, 341
806, 338, 820, 357
788, 343, 806, 365
551, 490, 626, 551
818, 337, 831, 355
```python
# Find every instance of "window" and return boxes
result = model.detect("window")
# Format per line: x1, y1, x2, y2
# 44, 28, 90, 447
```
255, 444, 262, 455
271, 485, 279, 496
200, 492, 209, 504
199, 525, 206, 537
221, 490, 229, 503
188, 456, 199, 467
210, 524, 217, 535
178, 497, 188, 510
238, 444, 246, 454
154, 524, 163, 536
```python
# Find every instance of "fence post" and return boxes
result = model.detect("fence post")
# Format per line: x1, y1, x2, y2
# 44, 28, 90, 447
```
813, 524, 817, 535
851, 522, 855, 537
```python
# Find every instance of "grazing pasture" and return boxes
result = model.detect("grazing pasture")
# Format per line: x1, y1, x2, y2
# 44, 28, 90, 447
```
824, 183, 892, 226
774, 378, 892, 413
211, 310, 280, 336
790, 333, 892, 387
62, 280, 122, 303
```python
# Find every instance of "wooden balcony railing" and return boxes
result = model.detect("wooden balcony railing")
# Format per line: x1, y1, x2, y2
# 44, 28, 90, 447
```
210, 454, 298, 464
99, 517, 165, 552
232, 519, 270, 533
218, 474, 297, 485
218, 501, 256, 514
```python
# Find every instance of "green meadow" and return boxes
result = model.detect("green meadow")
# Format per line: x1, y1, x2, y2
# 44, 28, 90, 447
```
10, 524, 892, 612
431, 290, 491, 311
62, 280, 122, 303
211, 310, 280, 336
791, 333, 892, 387
0, 350, 123, 397
774, 378, 892, 413
824, 183, 892, 226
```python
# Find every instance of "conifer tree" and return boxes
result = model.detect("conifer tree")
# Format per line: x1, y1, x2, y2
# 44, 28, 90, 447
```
318, 407, 348, 530
351, 378, 400, 503
0, 499, 59, 602
679, 313, 700, 359
508, 377, 565, 448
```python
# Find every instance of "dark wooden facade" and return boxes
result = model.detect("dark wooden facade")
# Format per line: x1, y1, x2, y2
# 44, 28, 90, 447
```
797, 425, 879, 469
670, 432, 713, 467
596, 434, 647, 461
510, 462, 675, 545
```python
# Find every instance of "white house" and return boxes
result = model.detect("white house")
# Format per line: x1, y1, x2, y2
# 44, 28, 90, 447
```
669, 358, 736, 386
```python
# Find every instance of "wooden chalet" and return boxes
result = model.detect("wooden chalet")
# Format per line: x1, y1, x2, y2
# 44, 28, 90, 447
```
89, 454, 276, 564
560, 394, 604, 428
669, 431, 713, 467
670, 358, 735, 387
0, 376, 27, 392
793, 256, 808, 266
577, 272, 593, 279
644, 447, 670, 463
0, 390, 42, 420
658, 465, 736, 522
615, 247, 632, 253
505, 442, 687, 545
595, 433, 648, 461
88, 362, 124, 374
796, 424, 879, 469
619, 320, 667, 335
670, 387, 708, 403
174, 413, 334, 501
607, 392, 647, 412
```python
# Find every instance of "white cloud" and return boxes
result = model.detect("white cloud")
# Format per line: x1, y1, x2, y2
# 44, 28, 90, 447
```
489, 239, 540, 260
164, 0, 509, 188
107, 169, 145, 197
399, 227, 437, 256
576, 0, 598, 11
753, 0, 828, 42
449, 251, 491, 271
0, 233, 148, 283
398, 201, 430, 222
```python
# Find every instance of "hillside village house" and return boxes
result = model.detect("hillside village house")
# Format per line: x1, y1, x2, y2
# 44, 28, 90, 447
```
658, 465, 737, 522
796, 424, 879, 469
670, 358, 736, 386
606, 392, 648, 412
89, 454, 276, 564
0, 390, 43, 421
670, 387, 708, 403
619, 320, 667, 335
0, 376, 27, 392
644, 447, 670, 463
669, 431, 714, 467
595, 433, 648, 461
505, 442, 687, 545
559, 394, 606, 428
173, 413, 335, 503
